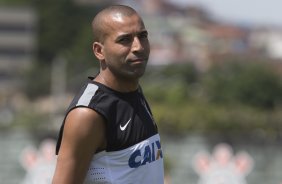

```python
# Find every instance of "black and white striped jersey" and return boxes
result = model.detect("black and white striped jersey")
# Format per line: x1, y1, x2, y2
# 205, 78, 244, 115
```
56, 77, 164, 184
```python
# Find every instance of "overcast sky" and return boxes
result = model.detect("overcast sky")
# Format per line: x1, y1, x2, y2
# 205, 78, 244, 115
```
166, 0, 282, 26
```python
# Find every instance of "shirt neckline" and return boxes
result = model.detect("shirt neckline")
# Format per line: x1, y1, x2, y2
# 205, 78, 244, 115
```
88, 76, 141, 97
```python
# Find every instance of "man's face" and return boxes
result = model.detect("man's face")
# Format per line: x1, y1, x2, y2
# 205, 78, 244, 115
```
101, 13, 150, 80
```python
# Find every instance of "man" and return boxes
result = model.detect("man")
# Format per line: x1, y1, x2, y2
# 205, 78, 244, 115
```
52, 5, 164, 184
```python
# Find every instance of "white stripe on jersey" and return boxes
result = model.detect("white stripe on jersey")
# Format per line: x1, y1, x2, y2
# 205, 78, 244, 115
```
77, 84, 98, 106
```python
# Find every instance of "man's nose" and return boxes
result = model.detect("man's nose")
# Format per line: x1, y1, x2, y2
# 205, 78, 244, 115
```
131, 37, 143, 52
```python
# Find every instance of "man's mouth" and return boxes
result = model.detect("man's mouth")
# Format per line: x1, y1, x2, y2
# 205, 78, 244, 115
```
128, 58, 147, 64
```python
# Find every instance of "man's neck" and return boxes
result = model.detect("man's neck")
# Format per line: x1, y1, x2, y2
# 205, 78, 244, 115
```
94, 73, 139, 93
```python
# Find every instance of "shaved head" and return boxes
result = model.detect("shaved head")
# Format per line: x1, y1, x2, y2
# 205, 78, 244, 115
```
92, 5, 140, 43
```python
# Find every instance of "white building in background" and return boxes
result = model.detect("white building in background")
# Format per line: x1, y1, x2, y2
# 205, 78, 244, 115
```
249, 28, 282, 60
0, 6, 37, 125
265, 31, 282, 60
0, 6, 36, 95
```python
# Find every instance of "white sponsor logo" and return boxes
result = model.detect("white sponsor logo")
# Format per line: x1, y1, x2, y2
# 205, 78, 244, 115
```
120, 118, 132, 131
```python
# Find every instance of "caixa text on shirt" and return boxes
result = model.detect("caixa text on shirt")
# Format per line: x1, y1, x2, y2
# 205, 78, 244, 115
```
128, 140, 163, 168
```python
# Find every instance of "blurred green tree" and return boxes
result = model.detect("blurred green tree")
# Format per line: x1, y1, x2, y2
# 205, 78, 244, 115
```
142, 61, 282, 137
203, 61, 282, 109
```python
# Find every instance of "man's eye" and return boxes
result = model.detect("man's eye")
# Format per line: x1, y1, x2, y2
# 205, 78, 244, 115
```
139, 33, 148, 39
118, 37, 132, 43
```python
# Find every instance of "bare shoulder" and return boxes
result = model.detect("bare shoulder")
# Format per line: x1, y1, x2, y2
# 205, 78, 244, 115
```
53, 108, 106, 184
62, 107, 106, 154
65, 107, 105, 132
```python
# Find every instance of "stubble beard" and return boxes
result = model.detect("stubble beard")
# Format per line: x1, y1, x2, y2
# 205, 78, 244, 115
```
112, 62, 147, 83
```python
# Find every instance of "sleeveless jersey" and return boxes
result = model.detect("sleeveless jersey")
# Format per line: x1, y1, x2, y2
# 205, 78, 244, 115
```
56, 77, 164, 184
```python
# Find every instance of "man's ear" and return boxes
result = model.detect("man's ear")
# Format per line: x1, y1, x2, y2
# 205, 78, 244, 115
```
93, 42, 104, 60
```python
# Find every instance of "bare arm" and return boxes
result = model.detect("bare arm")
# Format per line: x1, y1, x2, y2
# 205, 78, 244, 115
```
52, 107, 106, 184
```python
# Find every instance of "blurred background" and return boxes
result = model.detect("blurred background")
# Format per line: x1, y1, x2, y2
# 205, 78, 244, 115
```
0, 0, 282, 183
